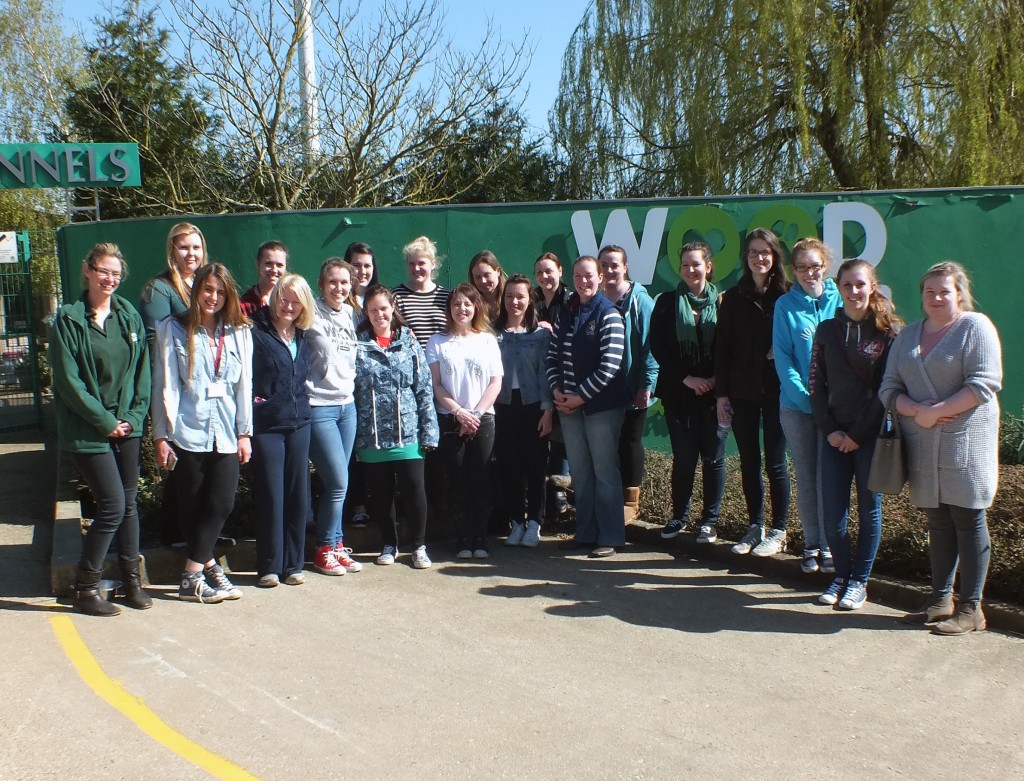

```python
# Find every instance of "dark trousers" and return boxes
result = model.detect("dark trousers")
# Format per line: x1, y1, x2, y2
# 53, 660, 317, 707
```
495, 392, 547, 524
71, 438, 141, 573
365, 458, 428, 549
439, 413, 496, 539
664, 403, 726, 525
618, 407, 647, 487
730, 396, 790, 530
252, 425, 312, 577
173, 447, 240, 565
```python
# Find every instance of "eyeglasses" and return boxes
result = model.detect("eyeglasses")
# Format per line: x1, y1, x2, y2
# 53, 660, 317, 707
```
89, 265, 123, 281
793, 264, 824, 275
747, 249, 773, 259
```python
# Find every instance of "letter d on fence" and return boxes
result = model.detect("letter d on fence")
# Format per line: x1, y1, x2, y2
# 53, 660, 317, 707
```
822, 202, 888, 271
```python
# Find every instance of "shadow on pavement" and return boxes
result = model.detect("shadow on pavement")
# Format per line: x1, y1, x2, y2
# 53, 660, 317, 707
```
436, 543, 903, 636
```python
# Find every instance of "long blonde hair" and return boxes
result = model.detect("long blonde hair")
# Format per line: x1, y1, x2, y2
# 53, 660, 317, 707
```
162, 222, 208, 305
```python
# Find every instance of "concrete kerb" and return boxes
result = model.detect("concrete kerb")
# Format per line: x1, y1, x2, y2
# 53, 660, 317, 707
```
625, 518, 1024, 636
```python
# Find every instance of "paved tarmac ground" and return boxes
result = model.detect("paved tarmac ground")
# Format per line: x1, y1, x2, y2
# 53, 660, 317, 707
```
2, 426, 1024, 781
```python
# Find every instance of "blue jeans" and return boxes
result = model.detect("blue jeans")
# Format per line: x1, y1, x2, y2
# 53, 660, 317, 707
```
664, 402, 726, 525
924, 504, 990, 605
730, 397, 789, 530
820, 438, 881, 583
560, 407, 626, 546
779, 406, 828, 551
308, 403, 357, 548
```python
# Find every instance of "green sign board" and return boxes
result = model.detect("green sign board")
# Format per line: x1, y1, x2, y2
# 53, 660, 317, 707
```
0, 143, 141, 189
55, 187, 1024, 438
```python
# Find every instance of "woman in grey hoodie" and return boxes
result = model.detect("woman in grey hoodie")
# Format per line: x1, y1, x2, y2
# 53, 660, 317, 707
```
305, 259, 361, 577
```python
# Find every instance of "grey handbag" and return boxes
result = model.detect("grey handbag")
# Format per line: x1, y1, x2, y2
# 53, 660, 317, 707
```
867, 405, 907, 495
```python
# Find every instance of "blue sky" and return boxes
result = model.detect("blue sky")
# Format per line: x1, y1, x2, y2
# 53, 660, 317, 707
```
61, 0, 592, 135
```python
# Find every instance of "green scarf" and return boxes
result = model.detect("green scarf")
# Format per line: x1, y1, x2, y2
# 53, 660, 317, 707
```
675, 280, 718, 363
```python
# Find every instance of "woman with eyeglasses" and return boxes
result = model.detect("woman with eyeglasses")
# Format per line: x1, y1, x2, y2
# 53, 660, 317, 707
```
714, 229, 792, 557
52, 243, 151, 616
772, 237, 841, 570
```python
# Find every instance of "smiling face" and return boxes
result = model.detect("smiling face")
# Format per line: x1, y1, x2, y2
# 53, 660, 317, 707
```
406, 254, 435, 288
84, 254, 123, 300
838, 265, 874, 320
350, 253, 374, 293
365, 293, 394, 337
679, 249, 711, 296
274, 285, 303, 328
172, 233, 204, 281
573, 259, 602, 302
198, 275, 226, 321
746, 237, 774, 280
792, 248, 826, 298
599, 250, 628, 291
503, 281, 531, 324
472, 262, 500, 298
921, 274, 962, 324
258, 248, 287, 293
449, 291, 476, 330
535, 259, 562, 293
321, 266, 352, 310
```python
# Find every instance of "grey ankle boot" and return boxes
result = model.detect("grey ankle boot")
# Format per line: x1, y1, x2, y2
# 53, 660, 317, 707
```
902, 594, 954, 625
933, 602, 986, 635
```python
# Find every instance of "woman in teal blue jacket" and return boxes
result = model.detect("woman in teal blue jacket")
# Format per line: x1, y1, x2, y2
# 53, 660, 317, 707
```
51, 243, 151, 616
599, 245, 658, 524
772, 237, 841, 572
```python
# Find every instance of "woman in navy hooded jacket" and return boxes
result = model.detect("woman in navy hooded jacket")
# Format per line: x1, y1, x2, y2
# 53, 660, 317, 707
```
251, 274, 316, 588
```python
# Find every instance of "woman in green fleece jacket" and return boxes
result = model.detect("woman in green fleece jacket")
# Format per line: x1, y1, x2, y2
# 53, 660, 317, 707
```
51, 243, 152, 617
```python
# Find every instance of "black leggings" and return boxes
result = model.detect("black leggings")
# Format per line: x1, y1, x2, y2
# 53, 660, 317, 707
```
173, 447, 240, 565
618, 407, 647, 487
71, 438, 141, 573
495, 393, 547, 524
439, 413, 496, 539
365, 459, 428, 549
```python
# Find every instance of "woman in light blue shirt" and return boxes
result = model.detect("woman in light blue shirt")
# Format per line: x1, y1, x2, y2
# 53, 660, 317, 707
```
153, 263, 253, 604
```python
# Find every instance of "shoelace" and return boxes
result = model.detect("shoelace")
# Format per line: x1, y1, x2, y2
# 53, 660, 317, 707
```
206, 568, 235, 592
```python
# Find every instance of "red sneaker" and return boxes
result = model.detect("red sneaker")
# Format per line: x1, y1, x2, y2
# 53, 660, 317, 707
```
314, 545, 346, 576
334, 542, 364, 573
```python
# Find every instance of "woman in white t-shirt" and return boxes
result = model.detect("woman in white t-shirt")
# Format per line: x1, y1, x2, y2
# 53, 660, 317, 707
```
426, 283, 503, 559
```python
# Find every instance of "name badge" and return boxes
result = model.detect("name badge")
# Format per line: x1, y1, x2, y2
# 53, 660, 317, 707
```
207, 382, 228, 399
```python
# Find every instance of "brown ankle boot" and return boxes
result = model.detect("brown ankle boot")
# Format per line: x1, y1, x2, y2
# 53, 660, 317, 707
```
902, 594, 954, 625
623, 487, 641, 525
932, 603, 986, 635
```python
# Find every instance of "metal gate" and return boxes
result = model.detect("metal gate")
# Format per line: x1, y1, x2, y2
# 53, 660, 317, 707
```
0, 231, 42, 430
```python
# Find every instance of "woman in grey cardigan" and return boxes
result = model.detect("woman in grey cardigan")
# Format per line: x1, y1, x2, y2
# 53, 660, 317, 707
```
879, 262, 1002, 635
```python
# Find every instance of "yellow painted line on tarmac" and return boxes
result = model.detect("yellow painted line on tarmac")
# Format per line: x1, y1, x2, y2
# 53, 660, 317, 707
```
49, 615, 261, 781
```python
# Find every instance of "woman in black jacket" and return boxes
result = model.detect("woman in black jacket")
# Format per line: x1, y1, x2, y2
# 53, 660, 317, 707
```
651, 242, 725, 544
715, 228, 792, 555
251, 274, 315, 588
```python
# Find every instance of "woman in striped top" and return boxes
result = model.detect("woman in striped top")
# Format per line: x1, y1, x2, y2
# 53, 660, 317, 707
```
392, 236, 450, 348
546, 256, 629, 557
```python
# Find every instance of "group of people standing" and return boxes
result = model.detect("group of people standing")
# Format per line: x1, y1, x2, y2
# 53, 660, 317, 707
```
52, 223, 1001, 636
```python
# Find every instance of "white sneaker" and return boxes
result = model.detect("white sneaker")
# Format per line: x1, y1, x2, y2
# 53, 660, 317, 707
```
376, 545, 397, 565
411, 545, 432, 569
731, 524, 763, 555
751, 528, 786, 557
505, 522, 526, 546
521, 519, 541, 548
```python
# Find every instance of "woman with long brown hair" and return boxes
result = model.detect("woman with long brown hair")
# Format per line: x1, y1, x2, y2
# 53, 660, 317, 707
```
153, 263, 252, 603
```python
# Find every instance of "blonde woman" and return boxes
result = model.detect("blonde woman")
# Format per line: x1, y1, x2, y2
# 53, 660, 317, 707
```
139, 222, 207, 345
153, 263, 252, 603
251, 274, 317, 587
392, 235, 450, 348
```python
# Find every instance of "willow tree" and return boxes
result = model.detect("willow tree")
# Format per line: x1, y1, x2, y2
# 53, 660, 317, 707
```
552, 0, 1024, 198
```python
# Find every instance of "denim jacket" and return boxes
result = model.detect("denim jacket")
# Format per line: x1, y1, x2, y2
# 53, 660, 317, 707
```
496, 327, 553, 409
152, 316, 253, 453
353, 325, 439, 451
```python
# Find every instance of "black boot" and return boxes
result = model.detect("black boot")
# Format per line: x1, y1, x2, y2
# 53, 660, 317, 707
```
73, 567, 121, 617
119, 558, 153, 610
